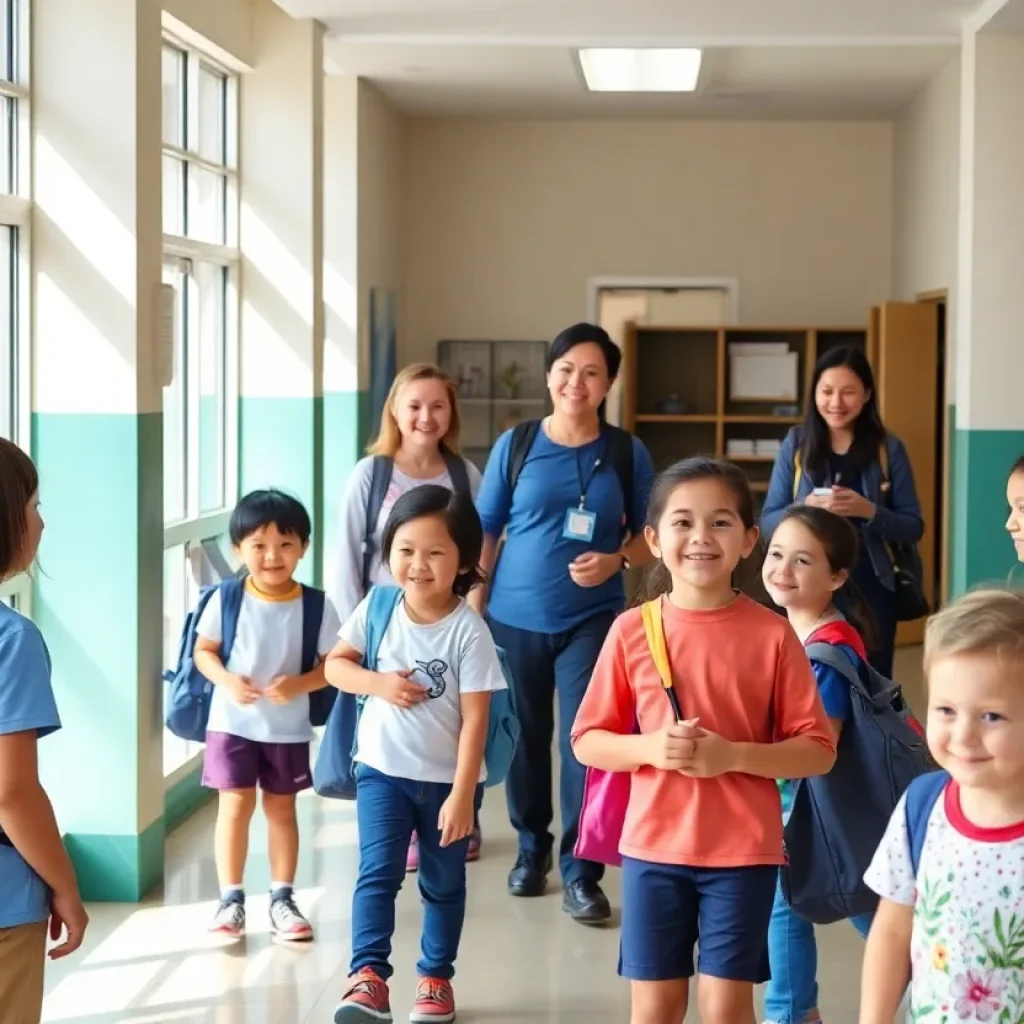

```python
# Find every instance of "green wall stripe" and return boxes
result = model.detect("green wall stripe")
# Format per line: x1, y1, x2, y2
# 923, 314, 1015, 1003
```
951, 426, 1024, 596
164, 762, 215, 835
66, 817, 164, 903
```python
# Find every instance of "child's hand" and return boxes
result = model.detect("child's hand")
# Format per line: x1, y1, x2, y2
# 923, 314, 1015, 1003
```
438, 790, 475, 848
677, 727, 736, 779
377, 670, 430, 710
265, 675, 301, 705
225, 673, 261, 705
644, 719, 701, 770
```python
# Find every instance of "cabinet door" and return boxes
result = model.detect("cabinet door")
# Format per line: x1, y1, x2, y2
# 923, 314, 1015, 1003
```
619, 321, 639, 433
874, 302, 939, 647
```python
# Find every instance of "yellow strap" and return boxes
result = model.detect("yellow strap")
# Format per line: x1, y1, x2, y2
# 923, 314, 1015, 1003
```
641, 599, 674, 692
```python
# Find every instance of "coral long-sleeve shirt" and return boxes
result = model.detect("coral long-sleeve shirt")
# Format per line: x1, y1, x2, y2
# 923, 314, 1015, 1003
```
572, 594, 835, 867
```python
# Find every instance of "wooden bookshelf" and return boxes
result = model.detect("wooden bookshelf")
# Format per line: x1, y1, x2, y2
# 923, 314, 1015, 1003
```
619, 323, 869, 506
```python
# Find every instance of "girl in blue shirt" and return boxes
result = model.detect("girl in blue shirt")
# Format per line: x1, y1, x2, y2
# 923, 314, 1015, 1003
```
761, 505, 876, 1024
0, 439, 87, 1021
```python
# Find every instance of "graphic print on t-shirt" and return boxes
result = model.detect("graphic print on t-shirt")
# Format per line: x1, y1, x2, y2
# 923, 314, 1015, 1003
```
415, 658, 449, 698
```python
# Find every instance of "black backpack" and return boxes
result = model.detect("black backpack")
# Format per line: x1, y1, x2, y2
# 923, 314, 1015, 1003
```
779, 641, 935, 925
361, 450, 472, 592
505, 419, 634, 534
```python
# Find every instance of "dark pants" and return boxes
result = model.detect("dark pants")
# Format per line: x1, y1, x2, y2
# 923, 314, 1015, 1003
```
488, 610, 616, 886
836, 559, 899, 678
350, 764, 480, 981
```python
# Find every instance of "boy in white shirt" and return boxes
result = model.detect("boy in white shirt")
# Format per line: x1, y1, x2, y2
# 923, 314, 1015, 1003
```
194, 490, 340, 941
861, 588, 1024, 1023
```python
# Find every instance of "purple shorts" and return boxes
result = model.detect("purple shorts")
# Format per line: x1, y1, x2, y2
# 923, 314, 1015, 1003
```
202, 732, 312, 795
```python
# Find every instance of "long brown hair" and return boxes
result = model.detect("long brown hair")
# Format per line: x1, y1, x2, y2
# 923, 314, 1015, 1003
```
0, 438, 39, 580
367, 363, 463, 458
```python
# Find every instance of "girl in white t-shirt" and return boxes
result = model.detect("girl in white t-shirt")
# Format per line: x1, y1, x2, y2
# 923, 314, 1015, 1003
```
861, 589, 1024, 1024
331, 363, 484, 870
326, 484, 507, 1024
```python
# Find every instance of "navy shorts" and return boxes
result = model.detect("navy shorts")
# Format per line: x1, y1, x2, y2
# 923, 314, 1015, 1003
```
619, 857, 777, 983
202, 732, 311, 795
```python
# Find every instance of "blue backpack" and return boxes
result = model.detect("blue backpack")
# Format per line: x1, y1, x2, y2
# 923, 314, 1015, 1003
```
313, 586, 520, 800
779, 642, 936, 925
905, 770, 950, 876
164, 576, 330, 742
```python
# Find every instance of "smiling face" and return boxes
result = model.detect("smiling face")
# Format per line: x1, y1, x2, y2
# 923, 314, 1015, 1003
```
547, 342, 612, 421
1006, 469, 1024, 562
762, 517, 845, 614
815, 365, 870, 433
927, 652, 1024, 793
394, 377, 453, 452
234, 523, 306, 594
388, 513, 461, 606
646, 477, 758, 598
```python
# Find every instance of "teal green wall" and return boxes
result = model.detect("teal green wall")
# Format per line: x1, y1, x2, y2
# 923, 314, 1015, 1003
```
32, 411, 165, 901
951, 424, 1024, 595
321, 390, 367, 586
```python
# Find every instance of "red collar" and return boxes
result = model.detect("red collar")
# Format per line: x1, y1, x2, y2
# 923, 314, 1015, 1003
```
805, 620, 868, 661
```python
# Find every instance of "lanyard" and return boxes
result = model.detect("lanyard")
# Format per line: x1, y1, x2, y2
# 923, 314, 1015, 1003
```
574, 443, 607, 511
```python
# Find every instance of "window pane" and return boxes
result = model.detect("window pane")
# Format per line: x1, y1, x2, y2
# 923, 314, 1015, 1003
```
197, 263, 226, 513
0, 225, 13, 441
162, 155, 184, 236
0, 0, 11, 84
0, 96, 13, 196
189, 166, 226, 244
162, 263, 186, 522
198, 65, 226, 164
162, 46, 184, 147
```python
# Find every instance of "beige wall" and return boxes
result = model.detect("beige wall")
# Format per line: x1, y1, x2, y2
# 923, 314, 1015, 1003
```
892, 57, 960, 302
402, 118, 894, 364
163, 0, 256, 68
357, 81, 408, 378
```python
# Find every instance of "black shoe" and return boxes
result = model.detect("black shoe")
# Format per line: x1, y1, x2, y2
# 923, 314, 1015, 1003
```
562, 879, 611, 925
507, 849, 552, 897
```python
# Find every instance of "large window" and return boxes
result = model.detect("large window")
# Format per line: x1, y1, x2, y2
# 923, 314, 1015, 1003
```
0, 0, 31, 615
161, 38, 239, 776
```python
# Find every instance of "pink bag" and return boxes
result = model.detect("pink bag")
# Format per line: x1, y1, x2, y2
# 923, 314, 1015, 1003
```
575, 765, 631, 867
574, 599, 682, 867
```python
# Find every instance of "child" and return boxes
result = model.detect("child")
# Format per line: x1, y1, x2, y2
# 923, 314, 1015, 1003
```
1005, 455, 1024, 564
861, 589, 1024, 1023
194, 489, 340, 941
0, 439, 88, 1021
327, 484, 507, 1024
572, 457, 837, 1024
761, 506, 877, 1024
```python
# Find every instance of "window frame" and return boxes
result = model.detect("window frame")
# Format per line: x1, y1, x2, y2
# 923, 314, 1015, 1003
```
0, 0, 30, 615
161, 34, 240, 779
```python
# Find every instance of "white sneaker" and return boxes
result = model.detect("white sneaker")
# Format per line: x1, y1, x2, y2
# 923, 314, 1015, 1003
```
270, 891, 314, 942
209, 898, 245, 939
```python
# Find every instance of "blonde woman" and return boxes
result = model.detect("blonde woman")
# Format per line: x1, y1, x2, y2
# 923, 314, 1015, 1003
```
331, 363, 483, 869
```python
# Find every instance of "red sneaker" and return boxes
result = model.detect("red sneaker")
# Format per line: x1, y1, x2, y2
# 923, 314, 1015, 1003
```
334, 967, 392, 1022
466, 827, 481, 863
406, 832, 419, 873
409, 977, 455, 1022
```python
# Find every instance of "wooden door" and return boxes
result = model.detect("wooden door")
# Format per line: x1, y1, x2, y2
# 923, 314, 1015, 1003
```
598, 292, 649, 425
873, 302, 939, 647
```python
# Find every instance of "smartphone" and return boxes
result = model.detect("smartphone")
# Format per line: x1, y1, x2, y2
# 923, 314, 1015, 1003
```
812, 487, 833, 497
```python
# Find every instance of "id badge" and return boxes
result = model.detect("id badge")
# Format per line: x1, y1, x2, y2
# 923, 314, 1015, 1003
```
563, 507, 597, 542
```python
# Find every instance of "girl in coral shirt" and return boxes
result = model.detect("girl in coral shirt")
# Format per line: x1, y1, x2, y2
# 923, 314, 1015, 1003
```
572, 457, 836, 1024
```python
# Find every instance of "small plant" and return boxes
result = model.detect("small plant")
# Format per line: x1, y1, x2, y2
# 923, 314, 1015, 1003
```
499, 361, 525, 399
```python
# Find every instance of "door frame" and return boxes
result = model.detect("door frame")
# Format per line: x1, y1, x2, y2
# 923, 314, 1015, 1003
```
915, 288, 951, 605
586, 276, 741, 326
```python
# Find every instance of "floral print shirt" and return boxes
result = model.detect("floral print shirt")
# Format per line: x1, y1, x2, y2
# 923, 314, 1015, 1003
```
865, 781, 1024, 1023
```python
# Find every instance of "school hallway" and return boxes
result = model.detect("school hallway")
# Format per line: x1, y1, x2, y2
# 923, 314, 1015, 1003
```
39, 648, 924, 1024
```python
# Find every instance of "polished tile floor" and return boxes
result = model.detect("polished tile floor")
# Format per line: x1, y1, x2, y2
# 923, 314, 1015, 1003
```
42, 647, 926, 1023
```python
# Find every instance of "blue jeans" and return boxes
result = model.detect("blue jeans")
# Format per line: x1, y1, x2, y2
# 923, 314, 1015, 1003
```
488, 611, 615, 885
351, 764, 480, 981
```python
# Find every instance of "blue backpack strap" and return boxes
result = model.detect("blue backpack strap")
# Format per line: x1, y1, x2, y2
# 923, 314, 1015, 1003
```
363, 585, 403, 670
363, 456, 394, 594
804, 641, 862, 690
603, 424, 635, 535
219, 576, 246, 663
506, 419, 541, 492
299, 586, 326, 674
904, 770, 950, 876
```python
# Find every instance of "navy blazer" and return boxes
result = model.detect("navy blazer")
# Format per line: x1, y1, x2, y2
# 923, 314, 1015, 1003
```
760, 427, 924, 591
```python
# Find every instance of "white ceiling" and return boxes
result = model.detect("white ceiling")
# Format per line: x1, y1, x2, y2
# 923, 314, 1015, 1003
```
271, 0, 986, 116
